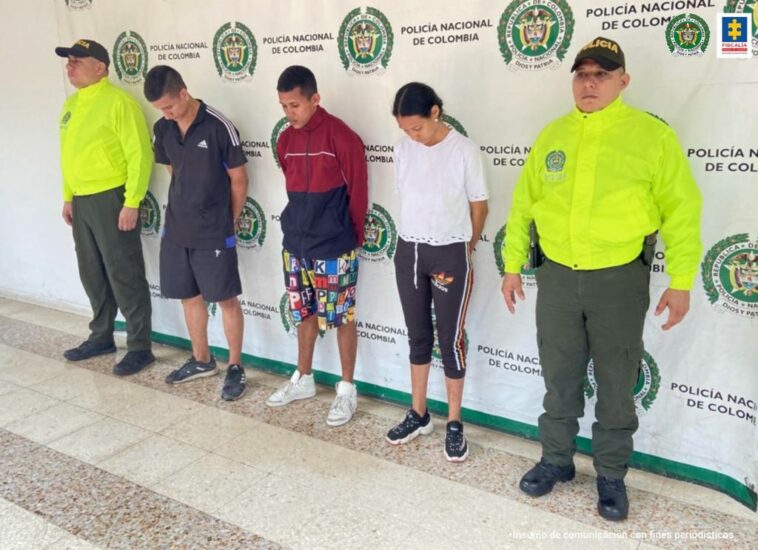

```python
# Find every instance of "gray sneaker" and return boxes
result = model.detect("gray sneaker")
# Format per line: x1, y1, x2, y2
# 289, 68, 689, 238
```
165, 356, 218, 384
265, 370, 316, 407
326, 381, 357, 427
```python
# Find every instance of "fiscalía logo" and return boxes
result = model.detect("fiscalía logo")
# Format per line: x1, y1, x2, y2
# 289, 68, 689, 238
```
213, 22, 258, 81
498, 0, 575, 71
701, 233, 758, 319
338, 6, 393, 75
270, 116, 291, 168
441, 114, 468, 137
545, 150, 566, 172
360, 203, 397, 263
724, 0, 758, 57
139, 191, 161, 237
584, 351, 661, 414
494, 224, 538, 287
65, 0, 92, 9
666, 13, 710, 56
113, 31, 148, 84
236, 197, 266, 249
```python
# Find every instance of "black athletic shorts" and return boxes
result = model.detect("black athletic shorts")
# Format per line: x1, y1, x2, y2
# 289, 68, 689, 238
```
159, 239, 241, 302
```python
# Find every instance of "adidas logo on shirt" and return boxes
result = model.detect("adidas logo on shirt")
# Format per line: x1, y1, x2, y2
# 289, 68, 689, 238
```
197, 139, 208, 149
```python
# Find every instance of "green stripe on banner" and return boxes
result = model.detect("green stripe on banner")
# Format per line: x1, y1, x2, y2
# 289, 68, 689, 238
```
116, 321, 757, 511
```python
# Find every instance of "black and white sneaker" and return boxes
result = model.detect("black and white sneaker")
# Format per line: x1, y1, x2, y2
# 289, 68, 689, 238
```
444, 420, 469, 462
222, 364, 247, 401
165, 356, 218, 384
386, 408, 433, 445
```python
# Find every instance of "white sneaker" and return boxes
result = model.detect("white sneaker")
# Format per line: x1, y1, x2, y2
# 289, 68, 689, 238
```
326, 381, 357, 427
265, 370, 316, 407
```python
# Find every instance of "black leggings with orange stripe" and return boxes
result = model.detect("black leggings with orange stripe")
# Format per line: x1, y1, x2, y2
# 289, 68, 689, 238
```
394, 238, 473, 379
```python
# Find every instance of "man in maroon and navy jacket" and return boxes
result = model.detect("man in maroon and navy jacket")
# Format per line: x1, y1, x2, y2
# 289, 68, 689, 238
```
266, 65, 368, 427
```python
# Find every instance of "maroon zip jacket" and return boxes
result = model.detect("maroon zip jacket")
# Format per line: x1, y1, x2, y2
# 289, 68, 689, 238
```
277, 106, 368, 259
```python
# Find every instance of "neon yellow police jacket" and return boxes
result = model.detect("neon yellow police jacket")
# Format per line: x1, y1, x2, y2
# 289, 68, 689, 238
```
504, 96, 702, 291
59, 77, 153, 208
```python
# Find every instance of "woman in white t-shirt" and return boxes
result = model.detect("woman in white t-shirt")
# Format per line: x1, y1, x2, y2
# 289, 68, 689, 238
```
385, 82, 489, 462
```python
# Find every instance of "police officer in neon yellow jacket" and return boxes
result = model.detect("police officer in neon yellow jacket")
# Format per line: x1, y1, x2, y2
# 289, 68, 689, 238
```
502, 37, 702, 521
56, 39, 155, 375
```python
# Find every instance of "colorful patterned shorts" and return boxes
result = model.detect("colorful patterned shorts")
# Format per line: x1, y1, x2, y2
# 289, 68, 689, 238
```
282, 249, 359, 331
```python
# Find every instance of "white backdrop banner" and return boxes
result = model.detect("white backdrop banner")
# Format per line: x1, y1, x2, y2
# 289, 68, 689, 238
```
56, 0, 757, 509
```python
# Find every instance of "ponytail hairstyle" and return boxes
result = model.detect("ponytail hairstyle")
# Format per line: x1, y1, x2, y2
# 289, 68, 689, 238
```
392, 82, 443, 118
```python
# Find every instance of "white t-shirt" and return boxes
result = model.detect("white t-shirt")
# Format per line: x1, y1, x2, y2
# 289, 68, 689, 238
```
393, 129, 489, 245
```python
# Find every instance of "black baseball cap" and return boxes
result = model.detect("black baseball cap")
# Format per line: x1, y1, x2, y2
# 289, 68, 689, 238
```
570, 36, 625, 72
55, 39, 110, 67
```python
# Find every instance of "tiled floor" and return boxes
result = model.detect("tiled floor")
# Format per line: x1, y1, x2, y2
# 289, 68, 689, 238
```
0, 296, 755, 549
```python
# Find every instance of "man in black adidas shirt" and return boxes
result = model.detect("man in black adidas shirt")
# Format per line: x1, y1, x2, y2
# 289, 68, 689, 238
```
144, 65, 249, 401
